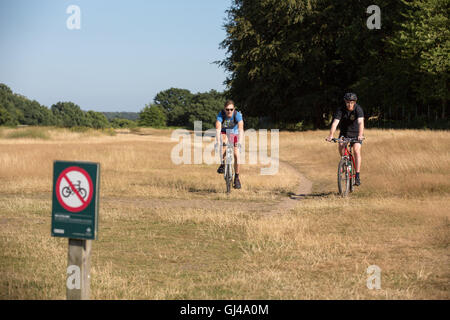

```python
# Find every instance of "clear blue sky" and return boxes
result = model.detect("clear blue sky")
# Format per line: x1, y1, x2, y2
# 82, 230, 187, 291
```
0, 0, 231, 112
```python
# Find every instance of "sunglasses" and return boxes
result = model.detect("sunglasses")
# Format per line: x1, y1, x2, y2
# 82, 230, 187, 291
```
225, 108, 234, 111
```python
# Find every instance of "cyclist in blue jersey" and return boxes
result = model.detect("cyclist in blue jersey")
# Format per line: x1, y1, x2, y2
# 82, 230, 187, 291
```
215, 100, 244, 189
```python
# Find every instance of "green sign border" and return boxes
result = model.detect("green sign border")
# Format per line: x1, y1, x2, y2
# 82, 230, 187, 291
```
51, 161, 100, 240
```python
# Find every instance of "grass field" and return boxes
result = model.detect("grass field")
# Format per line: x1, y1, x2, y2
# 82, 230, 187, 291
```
0, 126, 449, 299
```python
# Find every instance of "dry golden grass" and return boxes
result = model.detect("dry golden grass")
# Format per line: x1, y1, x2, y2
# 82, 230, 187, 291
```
0, 127, 296, 201
0, 126, 448, 299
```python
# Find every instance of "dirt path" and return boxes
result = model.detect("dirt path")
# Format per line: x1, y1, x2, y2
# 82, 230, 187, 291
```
259, 159, 313, 216
1, 132, 313, 216
107, 159, 313, 215
0, 158, 312, 216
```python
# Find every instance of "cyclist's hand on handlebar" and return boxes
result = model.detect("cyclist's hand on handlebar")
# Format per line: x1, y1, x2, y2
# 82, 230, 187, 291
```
325, 135, 333, 142
358, 135, 364, 142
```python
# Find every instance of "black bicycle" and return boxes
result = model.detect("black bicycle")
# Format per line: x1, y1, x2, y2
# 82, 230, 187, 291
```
62, 180, 87, 199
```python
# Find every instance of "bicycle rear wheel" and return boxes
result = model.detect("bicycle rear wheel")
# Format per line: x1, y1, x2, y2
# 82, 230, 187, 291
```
337, 158, 350, 197
62, 186, 72, 198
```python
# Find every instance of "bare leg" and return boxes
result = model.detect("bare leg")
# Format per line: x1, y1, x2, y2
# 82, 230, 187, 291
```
338, 143, 345, 157
352, 143, 362, 172
234, 147, 240, 174
221, 134, 228, 164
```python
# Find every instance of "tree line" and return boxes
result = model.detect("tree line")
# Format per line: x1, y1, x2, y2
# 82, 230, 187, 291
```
0, 84, 111, 128
138, 88, 225, 128
219, 0, 449, 129
0, 84, 226, 129
2, 0, 447, 131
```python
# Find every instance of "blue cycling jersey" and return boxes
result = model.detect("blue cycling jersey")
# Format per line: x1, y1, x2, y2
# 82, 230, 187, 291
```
217, 111, 243, 134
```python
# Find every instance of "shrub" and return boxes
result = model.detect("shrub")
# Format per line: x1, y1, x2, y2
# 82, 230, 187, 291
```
110, 118, 137, 128
6, 127, 50, 140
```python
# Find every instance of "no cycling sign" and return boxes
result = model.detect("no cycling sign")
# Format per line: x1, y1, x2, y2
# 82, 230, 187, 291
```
51, 161, 100, 240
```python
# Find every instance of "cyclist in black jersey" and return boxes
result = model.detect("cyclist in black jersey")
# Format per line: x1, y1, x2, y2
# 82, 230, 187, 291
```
326, 93, 365, 186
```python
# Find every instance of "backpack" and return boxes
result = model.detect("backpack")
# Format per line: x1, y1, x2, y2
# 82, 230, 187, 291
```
220, 109, 238, 127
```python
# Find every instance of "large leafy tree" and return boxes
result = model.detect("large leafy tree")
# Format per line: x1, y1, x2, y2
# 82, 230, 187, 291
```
139, 105, 167, 127
220, 0, 445, 128
0, 106, 12, 125
149, 88, 226, 128
86, 111, 110, 129
388, 0, 449, 120
51, 102, 92, 127
154, 88, 193, 126
220, 0, 378, 126
0, 84, 23, 124
188, 90, 225, 128
0, 83, 58, 126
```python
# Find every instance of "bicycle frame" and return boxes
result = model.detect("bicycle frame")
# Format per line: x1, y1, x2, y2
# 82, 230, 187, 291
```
329, 137, 362, 196
223, 143, 235, 193
224, 143, 234, 175
341, 143, 356, 180
218, 133, 241, 193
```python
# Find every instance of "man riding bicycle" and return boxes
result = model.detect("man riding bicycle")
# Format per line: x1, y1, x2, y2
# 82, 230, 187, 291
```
215, 100, 244, 189
326, 93, 364, 186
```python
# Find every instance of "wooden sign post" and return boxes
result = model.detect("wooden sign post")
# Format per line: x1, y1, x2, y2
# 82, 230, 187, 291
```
51, 161, 100, 300
67, 239, 92, 300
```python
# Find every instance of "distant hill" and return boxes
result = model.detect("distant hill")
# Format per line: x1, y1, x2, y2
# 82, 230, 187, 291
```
103, 112, 139, 121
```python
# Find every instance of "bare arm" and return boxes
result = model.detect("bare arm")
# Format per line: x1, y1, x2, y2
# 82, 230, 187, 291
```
238, 120, 244, 144
357, 117, 364, 140
327, 119, 340, 140
215, 120, 222, 144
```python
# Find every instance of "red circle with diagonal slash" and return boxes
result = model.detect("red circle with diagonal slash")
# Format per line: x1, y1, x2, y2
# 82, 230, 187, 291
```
56, 166, 93, 213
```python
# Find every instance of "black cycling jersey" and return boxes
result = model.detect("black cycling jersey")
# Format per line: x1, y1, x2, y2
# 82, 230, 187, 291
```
333, 104, 364, 137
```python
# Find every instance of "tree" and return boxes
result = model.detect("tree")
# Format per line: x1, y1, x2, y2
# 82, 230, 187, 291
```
15, 100, 57, 126
219, 0, 445, 128
86, 111, 110, 129
153, 88, 193, 126
388, 0, 449, 120
51, 102, 91, 127
187, 90, 225, 128
138, 105, 167, 127
0, 106, 12, 125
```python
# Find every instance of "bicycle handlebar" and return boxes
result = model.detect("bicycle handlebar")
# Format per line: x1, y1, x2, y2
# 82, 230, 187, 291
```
215, 142, 242, 152
329, 137, 364, 144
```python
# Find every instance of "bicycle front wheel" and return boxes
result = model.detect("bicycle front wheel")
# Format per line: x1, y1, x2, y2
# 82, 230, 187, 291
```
225, 164, 233, 193
79, 188, 87, 199
337, 158, 350, 197
349, 161, 355, 193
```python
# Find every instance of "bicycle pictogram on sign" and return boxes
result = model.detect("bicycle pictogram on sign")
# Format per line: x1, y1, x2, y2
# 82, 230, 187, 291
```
55, 166, 93, 213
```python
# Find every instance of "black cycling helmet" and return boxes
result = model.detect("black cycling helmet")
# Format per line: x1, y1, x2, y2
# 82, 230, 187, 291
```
344, 92, 357, 101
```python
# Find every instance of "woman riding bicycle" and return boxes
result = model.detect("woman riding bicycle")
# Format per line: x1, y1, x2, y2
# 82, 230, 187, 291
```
215, 100, 244, 189
326, 93, 364, 186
